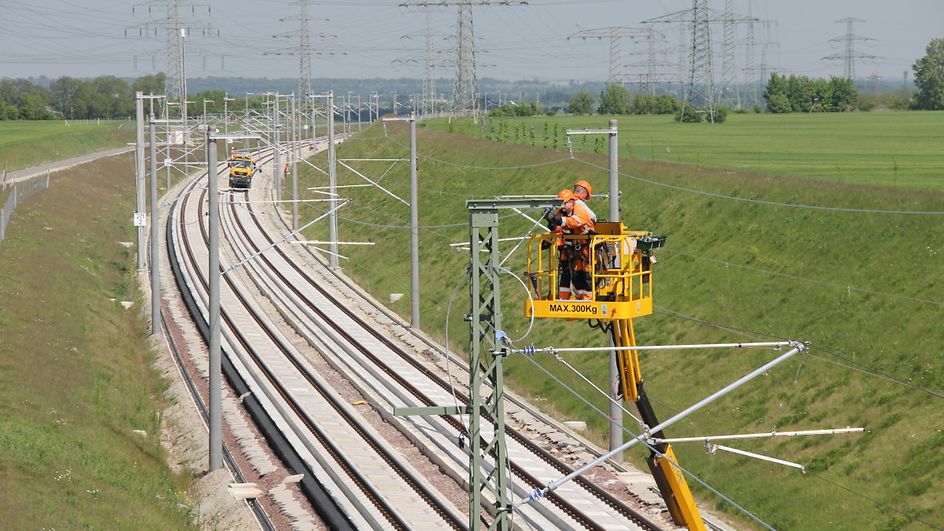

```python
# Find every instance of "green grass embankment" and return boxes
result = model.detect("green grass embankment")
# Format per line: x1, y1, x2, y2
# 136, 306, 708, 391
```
290, 122, 943, 530
0, 120, 133, 173
425, 112, 944, 191
0, 155, 194, 528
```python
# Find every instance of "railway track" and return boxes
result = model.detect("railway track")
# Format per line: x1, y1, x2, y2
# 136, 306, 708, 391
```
167, 142, 669, 530
171, 153, 466, 529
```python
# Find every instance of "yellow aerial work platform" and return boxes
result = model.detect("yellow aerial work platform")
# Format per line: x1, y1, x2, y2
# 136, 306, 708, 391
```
524, 221, 661, 321
523, 221, 706, 531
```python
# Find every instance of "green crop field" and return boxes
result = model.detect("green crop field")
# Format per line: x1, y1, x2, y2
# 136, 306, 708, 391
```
424, 111, 944, 191
0, 120, 133, 173
0, 155, 194, 529
291, 121, 943, 530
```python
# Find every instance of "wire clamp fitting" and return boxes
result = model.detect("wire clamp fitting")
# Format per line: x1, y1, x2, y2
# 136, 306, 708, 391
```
495, 329, 510, 345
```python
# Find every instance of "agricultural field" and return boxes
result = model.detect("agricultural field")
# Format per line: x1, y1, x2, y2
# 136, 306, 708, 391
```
0, 154, 194, 528
0, 120, 133, 173
424, 111, 944, 191
292, 121, 944, 530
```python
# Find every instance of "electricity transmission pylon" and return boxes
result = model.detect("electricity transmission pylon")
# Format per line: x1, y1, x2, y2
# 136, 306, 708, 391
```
645, 0, 755, 120
645, 1, 714, 118
822, 17, 878, 80
454, 2, 478, 114
267, 0, 337, 99
130, 0, 214, 120
688, 0, 713, 114
399, 11, 448, 116
293, 0, 313, 99
743, 2, 777, 108
401, 0, 526, 116
625, 27, 675, 96
568, 27, 645, 85
720, 0, 738, 108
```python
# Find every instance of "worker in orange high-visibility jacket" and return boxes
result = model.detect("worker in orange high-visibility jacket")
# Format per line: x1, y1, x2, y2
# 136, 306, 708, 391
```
572, 178, 597, 222
548, 189, 596, 300
573, 179, 592, 201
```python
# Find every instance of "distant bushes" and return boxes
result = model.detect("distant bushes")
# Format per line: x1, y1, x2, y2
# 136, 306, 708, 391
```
858, 91, 914, 111
763, 73, 859, 113
674, 104, 729, 123
632, 94, 682, 115
488, 101, 541, 117
566, 86, 685, 117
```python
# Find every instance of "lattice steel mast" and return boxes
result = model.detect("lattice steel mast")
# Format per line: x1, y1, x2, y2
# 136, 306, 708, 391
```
454, 2, 479, 114
131, 0, 214, 119
822, 17, 877, 80
401, 1, 526, 116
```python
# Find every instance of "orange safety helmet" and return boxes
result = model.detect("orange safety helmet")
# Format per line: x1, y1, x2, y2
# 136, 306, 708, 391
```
573, 179, 592, 199
558, 189, 576, 202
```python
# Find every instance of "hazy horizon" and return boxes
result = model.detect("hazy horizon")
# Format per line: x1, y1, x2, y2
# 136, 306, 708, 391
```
1, 0, 939, 85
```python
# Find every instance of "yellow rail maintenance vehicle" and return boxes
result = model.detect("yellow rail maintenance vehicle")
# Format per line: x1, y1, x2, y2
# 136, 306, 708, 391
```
524, 223, 707, 531
228, 154, 257, 189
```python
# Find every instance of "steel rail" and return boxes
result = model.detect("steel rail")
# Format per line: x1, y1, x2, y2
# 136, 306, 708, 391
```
165, 164, 355, 530
184, 184, 409, 529
215, 191, 467, 530
158, 308, 275, 531
267, 208, 728, 531
176, 159, 463, 529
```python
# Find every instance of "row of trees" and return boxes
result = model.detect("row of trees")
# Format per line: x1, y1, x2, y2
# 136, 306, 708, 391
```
0, 73, 166, 120
761, 38, 944, 112
0, 73, 255, 121
567, 85, 683, 116
488, 101, 541, 117
762, 74, 858, 113
913, 37, 944, 110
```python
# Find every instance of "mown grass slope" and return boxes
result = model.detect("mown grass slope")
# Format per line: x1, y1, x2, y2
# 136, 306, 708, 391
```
0, 120, 133, 172
290, 121, 943, 530
425, 112, 944, 191
0, 155, 194, 528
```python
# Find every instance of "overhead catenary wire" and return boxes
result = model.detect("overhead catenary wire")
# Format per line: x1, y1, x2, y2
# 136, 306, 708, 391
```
520, 342, 807, 507
379, 130, 944, 215
540, 350, 643, 425
222, 199, 350, 274
514, 340, 795, 355
327, 124, 943, 527
513, 350, 775, 530
655, 305, 944, 400
664, 248, 944, 307
442, 274, 470, 435
498, 267, 536, 344
572, 156, 944, 216
813, 474, 942, 530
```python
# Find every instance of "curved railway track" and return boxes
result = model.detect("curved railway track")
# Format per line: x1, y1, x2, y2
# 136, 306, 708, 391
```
166, 143, 669, 530
171, 155, 465, 529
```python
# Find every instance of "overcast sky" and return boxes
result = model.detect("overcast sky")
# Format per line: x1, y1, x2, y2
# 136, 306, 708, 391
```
0, 0, 940, 85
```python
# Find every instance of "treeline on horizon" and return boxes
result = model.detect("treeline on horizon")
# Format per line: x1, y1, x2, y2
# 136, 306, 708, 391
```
0, 71, 927, 121
0, 73, 616, 121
